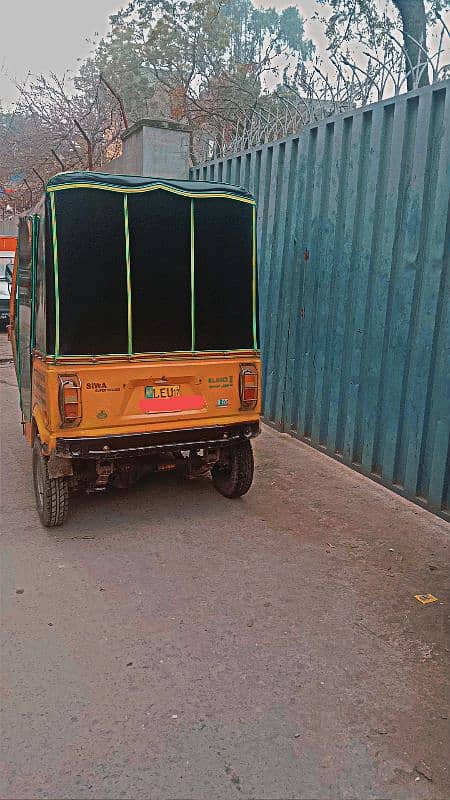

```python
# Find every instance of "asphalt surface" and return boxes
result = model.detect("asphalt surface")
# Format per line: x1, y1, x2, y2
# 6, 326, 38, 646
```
1, 334, 449, 800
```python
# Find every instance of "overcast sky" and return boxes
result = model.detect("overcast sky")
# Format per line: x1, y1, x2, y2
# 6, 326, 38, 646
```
0, 0, 448, 109
0, 0, 327, 108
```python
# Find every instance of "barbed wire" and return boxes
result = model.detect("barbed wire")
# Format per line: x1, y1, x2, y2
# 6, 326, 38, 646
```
195, 22, 449, 162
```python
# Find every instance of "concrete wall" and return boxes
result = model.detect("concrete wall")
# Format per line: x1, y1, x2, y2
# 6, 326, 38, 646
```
106, 119, 190, 179
141, 123, 189, 178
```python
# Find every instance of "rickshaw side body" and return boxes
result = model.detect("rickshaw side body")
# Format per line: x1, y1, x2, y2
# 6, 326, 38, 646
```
11, 173, 261, 498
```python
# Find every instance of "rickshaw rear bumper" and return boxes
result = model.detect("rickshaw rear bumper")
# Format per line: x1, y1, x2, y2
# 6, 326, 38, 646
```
55, 421, 260, 459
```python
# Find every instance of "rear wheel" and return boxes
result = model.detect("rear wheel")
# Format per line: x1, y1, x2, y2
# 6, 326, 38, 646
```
32, 439, 69, 527
211, 440, 254, 498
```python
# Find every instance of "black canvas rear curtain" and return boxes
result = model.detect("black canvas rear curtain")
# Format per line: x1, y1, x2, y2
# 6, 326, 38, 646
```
45, 178, 257, 358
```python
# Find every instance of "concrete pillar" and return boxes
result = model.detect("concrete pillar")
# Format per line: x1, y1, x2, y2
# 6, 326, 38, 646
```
108, 119, 190, 179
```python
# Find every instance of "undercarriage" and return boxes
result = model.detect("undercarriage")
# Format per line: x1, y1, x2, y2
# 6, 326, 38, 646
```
33, 422, 260, 526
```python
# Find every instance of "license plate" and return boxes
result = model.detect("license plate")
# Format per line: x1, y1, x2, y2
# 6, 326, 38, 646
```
145, 384, 181, 399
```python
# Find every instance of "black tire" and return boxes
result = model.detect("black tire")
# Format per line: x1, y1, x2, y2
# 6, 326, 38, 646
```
32, 439, 69, 527
211, 440, 254, 498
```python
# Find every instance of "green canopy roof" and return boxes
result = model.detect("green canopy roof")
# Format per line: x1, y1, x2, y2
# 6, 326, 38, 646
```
46, 171, 254, 202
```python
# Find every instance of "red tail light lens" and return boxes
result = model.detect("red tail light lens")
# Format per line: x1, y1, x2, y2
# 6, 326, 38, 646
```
58, 375, 82, 427
239, 364, 258, 410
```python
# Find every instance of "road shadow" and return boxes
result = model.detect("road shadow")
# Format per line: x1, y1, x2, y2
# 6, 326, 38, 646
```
54, 467, 251, 541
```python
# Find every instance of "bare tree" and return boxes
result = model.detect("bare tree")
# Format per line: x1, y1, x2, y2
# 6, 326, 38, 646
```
0, 69, 125, 210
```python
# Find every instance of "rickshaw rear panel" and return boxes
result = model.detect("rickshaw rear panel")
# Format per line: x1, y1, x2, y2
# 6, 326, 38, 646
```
31, 353, 261, 451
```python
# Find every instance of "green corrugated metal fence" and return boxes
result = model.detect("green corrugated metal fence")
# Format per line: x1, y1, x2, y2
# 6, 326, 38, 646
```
191, 81, 450, 518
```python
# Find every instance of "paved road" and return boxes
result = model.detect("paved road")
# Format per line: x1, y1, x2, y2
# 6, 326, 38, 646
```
1, 335, 449, 800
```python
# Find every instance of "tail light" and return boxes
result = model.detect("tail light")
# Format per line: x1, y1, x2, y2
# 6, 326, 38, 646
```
239, 364, 258, 410
58, 375, 82, 427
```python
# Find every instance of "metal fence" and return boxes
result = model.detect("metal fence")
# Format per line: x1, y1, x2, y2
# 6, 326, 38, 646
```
191, 81, 450, 518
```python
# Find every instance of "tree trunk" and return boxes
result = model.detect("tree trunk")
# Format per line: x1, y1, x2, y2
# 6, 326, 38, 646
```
392, 0, 429, 90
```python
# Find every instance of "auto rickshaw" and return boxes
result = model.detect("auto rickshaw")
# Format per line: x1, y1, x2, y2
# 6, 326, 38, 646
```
9, 172, 261, 526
